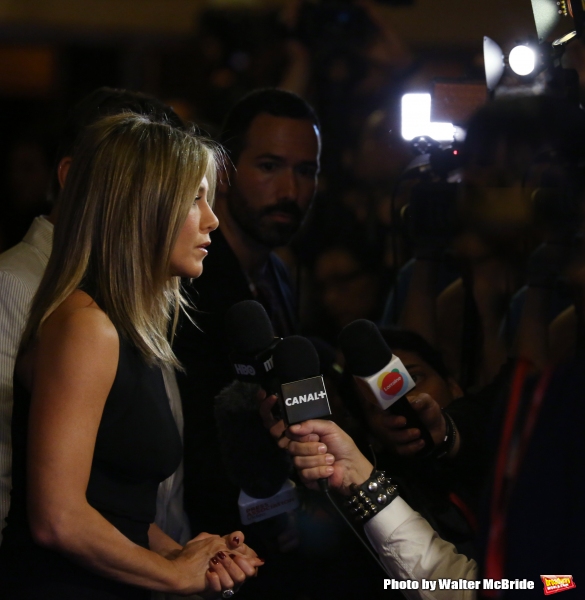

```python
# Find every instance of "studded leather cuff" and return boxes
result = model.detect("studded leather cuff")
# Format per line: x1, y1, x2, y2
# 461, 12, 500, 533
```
344, 470, 399, 524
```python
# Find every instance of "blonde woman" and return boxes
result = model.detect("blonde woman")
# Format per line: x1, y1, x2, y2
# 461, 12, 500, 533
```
0, 113, 262, 599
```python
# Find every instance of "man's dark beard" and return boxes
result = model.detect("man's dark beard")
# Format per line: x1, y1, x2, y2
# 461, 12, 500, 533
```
261, 202, 304, 222
228, 193, 306, 248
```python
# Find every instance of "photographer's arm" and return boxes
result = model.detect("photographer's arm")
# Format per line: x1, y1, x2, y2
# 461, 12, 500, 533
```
287, 420, 477, 599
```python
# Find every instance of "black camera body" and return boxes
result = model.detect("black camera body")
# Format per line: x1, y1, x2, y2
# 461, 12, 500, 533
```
399, 140, 463, 246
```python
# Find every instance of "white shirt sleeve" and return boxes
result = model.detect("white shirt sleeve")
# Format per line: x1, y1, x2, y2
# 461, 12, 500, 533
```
364, 496, 478, 600
0, 271, 30, 542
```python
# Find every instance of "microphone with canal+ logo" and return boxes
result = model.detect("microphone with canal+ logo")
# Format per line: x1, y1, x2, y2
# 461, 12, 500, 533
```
338, 319, 434, 455
225, 300, 281, 395
272, 336, 332, 426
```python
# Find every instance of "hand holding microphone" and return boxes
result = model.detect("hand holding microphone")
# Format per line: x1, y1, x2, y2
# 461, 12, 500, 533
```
286, 420, 374, 495
339, 320, 437, 457
389, 392, 452, 456
277, 336, 402, 572
288, 419, 401, 575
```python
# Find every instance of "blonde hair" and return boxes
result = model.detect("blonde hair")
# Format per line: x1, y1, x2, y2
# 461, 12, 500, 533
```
21, 112, 220, 368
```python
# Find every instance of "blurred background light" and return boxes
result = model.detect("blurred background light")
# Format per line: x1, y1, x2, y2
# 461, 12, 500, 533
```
401, 93, 454, 142
483, 36, 505, 91
509, 44, 537, 75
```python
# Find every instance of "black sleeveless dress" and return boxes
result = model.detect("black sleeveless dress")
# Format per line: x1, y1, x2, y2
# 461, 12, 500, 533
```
0, 330, 183, 599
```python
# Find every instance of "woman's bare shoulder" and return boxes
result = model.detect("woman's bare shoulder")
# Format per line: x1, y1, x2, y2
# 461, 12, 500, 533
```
36, 290, 119, 371
44, 290, 118, 343
20, 290, 119, 393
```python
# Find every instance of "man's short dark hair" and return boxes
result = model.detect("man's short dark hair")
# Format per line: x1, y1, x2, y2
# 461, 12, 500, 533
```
219, 88, 320, 165
49, 87, 184, 203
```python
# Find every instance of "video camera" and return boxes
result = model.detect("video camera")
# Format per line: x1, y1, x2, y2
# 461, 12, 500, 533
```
397, 0, 585, 246
396, 82, 486, 246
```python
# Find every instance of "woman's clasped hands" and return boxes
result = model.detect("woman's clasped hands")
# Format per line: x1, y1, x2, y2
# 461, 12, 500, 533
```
169, 531, 263, 597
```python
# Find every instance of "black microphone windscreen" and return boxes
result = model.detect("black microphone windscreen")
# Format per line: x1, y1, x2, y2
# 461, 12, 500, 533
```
215, 381, 291, 498
338, 319, 393, 377
273, 336, 320, 383
225, 300, 275, 354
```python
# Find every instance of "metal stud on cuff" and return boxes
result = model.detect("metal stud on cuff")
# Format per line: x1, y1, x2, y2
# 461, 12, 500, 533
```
345, 469, 399, 525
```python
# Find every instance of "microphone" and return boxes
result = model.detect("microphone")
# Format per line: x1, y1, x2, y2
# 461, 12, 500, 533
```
272, 336, 332, 426
338, 320, 435, 455
220, 300, 297, 526
225, 300, 280, 395
215, 382, 290, 499
273, 335, 333, 492
214, 381, 299, 525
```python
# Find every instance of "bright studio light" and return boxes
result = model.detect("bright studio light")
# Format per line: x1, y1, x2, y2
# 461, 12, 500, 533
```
484, 36, 505, 91
509, 45, 536, 76
401, 94, 454, 142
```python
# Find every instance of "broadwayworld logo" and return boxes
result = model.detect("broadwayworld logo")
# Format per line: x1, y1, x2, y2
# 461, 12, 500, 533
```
541, 576, 576, 596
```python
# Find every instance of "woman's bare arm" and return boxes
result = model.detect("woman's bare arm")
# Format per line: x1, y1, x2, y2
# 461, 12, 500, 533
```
25, 292, 260, 595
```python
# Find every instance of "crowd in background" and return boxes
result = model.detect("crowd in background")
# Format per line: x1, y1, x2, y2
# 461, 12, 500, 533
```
4, 2, 585, 353
0, 1, 480, 308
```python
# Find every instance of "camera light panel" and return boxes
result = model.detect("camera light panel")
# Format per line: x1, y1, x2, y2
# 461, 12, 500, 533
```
401, 93, 454, 142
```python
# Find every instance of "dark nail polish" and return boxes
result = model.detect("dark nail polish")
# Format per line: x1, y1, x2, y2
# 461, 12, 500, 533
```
232, 536, 240, 544
229, 554, 236, 559
258, 558, 265, 562
211, 557, 219, 565
217, 551, 226, 559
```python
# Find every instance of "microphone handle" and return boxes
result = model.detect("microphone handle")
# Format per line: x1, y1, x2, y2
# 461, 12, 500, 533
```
387, 395, 435, 457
